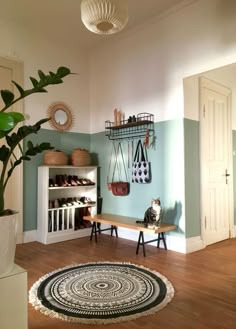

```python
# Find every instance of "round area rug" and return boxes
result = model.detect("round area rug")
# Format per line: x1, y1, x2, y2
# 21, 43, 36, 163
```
29, 262, 174, 325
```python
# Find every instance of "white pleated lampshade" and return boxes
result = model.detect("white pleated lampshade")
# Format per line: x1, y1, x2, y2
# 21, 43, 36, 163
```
81, 0, 128, 35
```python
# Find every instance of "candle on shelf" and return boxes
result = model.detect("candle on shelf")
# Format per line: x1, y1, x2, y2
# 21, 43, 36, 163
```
117, 110, 121, 126
114, 109, 117, 126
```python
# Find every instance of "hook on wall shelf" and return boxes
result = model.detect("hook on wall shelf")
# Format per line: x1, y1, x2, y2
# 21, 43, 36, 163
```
105, 113, 154, 141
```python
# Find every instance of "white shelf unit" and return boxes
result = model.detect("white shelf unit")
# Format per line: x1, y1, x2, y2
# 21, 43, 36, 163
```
37, 165, 97, 244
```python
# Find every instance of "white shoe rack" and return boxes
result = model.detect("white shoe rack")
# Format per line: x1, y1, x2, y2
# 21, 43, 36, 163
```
37, 165, 97, 244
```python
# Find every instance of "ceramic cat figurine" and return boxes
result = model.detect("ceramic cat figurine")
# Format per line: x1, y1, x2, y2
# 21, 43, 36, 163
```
136, 198, 162, 228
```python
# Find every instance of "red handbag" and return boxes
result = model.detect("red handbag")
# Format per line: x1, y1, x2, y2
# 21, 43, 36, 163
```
110, 142, 129, 196
111, 182, 129, 196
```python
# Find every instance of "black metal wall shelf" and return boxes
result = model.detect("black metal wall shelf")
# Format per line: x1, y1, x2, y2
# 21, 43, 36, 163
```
105, 113, 154, 140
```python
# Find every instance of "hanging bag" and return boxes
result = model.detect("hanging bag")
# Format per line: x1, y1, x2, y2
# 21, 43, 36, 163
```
111, 142, 129, 196
132, 140, 151, 184
107, 142, 117, 191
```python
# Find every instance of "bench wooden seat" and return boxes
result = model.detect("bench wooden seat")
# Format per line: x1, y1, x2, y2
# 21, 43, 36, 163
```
83, 213, 176, 257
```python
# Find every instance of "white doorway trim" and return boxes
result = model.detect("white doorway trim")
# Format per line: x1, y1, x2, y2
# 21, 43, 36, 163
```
0, 57, 24, 244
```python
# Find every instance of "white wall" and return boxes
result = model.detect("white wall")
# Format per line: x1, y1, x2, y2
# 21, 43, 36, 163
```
0, 20, 90, 133
89, 0, 236, 133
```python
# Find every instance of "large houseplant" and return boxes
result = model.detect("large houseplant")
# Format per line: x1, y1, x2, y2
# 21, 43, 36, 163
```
0, 66, 71, 276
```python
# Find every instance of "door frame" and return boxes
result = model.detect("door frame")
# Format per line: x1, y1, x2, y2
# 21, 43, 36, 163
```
0, 57, 24, 243
199, 76, 235, 246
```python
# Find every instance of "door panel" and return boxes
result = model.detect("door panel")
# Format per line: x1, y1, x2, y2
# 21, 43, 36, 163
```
200, 77, 233, 246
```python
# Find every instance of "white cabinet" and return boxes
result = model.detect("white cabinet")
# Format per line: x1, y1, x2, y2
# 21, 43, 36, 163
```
37, 165, 97, 244
0, 265, 28, 329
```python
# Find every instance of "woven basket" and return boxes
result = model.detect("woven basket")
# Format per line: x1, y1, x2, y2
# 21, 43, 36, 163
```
43, 150, 68, 165
71, 148, 91, 166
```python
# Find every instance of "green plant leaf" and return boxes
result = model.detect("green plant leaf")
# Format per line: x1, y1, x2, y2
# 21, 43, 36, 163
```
38, 70, 46, 80
0, 113, 14, 130
30, 77, 38, 87
0, 112, 25, 131
1, 90, 14, 106
57, 67, 71, 78
12, 80, 25, 96
0, 145, 9, 162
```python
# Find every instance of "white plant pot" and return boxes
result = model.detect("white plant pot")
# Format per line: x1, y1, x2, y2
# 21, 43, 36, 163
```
0, 212, 18, 278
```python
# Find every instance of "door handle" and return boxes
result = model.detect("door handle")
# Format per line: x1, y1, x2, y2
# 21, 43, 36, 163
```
225, 169, 230, 184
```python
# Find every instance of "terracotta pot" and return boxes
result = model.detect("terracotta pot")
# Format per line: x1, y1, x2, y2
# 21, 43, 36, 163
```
0, 212, 17, 278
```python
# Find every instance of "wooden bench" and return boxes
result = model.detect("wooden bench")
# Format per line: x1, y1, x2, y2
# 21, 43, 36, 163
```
83, 213, 176, 257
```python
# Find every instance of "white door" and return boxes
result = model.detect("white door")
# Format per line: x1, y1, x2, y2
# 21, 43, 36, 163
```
200, 77, 234, 246
0, 57, 24, 243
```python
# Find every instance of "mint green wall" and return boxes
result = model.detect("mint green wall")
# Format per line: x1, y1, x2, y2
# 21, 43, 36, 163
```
184, 119, 201, 238
90, 120, 184, 236
23, 129, 90, 231
233, 130, 236, 225
23, 123, 236, 236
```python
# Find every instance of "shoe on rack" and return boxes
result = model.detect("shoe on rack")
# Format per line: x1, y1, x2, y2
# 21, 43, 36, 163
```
73, 197, 83, 205
84, 178, 95, 185
68, 175, 77, 186
54, 199, 60, 208
66, 198, 73, 206
60, 198, 68, 207
73, 176, 81, 185
56, 175, 66, 187
49, 178, 54, 187
63, 174, 71, 186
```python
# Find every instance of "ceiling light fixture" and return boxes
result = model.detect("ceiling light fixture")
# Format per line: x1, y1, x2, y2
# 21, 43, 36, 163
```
81, 0, 128, 35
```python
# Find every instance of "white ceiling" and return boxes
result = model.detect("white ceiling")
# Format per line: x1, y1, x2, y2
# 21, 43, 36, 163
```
0, 0, 193, 50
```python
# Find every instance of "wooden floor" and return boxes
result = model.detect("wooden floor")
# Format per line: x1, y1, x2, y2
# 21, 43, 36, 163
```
15, 235, 236, 329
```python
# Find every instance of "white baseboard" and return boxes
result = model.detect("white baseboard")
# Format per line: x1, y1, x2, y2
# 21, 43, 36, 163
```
22, 230, 37, 243
186, 236, 204, 253
22, 227, 235, 254
233, 225, 236, 238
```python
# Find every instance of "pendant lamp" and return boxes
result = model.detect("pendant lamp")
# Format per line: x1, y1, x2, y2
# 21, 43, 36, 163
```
81, 0, 128, 35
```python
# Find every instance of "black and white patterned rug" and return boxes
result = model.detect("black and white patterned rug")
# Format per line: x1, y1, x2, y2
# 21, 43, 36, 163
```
29, 262, 174, 324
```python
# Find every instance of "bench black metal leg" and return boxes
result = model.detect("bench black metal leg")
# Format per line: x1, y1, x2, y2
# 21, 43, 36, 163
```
161, 232, 167, 250
97, 222, 101, 234
136, 232, 146, 257
90, 222, 97, 242
157, 232, 167, 250
111, 225, 118, 237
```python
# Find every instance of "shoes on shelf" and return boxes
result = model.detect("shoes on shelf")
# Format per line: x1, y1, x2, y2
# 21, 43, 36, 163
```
80, 196, 96, 205
56, 175, 66, 187
68, 175, 77, 186
73, 176, 81, 185
54, 199, 60, 208
49, 178, 58, 187
73, 197, 83, 205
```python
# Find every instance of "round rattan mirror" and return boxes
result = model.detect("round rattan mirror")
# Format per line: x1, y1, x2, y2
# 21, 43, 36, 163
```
47, 102, 74, 132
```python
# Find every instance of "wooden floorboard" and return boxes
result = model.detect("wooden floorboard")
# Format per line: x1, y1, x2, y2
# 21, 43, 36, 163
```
15, 234, 236, 329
